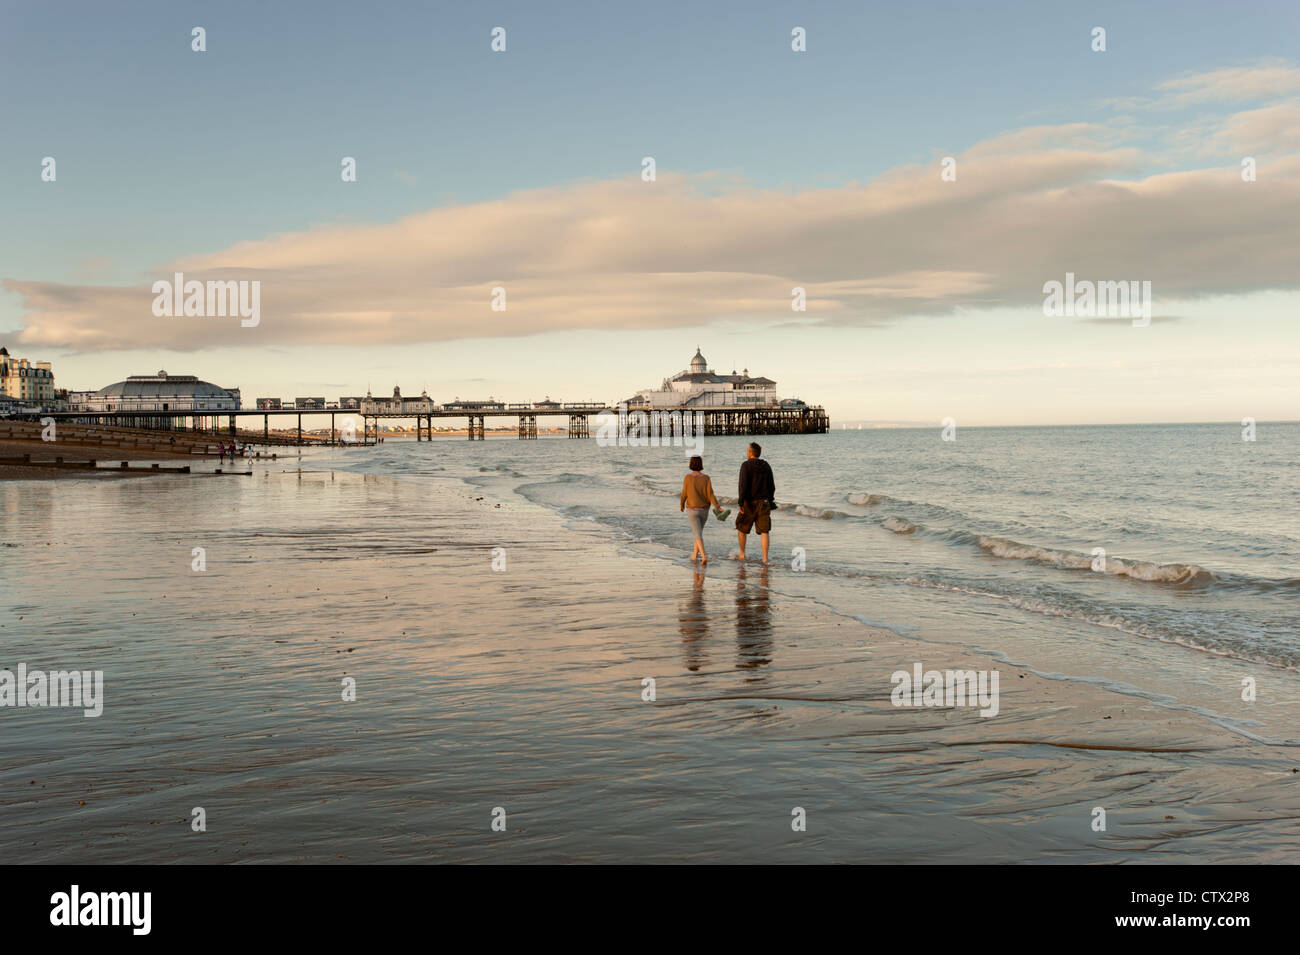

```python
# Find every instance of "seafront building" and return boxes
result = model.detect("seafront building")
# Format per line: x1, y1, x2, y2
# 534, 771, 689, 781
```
0, 347, 56, 404
67, 370, 241, 413
623, 348, 789, 409
360, 386, 434, 415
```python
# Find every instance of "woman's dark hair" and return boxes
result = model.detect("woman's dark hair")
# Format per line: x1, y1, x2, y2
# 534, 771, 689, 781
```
689, 455, 703, 472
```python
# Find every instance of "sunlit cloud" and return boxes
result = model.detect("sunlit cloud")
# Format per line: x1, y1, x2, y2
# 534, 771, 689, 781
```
7, 64, 1300, 352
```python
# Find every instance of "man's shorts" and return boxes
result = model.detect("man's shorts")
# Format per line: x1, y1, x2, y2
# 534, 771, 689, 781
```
736, 500, 772, 534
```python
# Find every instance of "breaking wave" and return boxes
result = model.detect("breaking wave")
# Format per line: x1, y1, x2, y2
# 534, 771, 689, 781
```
793, 504, 849, 520
969, 534, 1213, 584
882, 516, 919, 535
847, 492, 910, 507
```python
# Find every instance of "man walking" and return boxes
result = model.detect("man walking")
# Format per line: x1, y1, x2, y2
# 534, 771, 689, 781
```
736, 442, 775, 563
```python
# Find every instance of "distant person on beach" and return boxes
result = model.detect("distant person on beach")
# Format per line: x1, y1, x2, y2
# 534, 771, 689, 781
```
736, 442, 775, 563
680, 455, 724, 564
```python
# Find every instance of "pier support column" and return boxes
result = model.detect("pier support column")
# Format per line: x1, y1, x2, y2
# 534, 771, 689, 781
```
264, 414, 269, 442
468, 414, 485, 440
331, 412, 336, 445
567, 413, 589, 438
297, 414, 302, 445
517, 413, 537, 439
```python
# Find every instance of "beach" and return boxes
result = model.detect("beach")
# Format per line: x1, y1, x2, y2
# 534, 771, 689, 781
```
2, 428, 1297, 863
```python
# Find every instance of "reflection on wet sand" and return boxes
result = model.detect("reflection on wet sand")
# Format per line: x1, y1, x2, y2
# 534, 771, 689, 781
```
679, 570, 709, 672
677, 565, 776, 677
735, 563, 773, 678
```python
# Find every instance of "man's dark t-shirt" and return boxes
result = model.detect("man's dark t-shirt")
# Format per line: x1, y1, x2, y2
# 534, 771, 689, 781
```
738, 458, 775, 506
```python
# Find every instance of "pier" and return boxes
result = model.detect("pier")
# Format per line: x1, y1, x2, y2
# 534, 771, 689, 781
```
19, 402, 830, 446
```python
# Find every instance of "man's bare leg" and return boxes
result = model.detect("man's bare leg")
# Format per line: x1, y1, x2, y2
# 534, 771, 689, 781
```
736, 530, 747, 560
760, 532, 770, 563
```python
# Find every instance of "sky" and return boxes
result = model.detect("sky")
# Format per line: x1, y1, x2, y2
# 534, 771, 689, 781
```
1, 0, 1298, 425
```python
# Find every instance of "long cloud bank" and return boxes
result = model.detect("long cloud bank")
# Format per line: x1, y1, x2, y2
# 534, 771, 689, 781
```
8, 70, 1300, 351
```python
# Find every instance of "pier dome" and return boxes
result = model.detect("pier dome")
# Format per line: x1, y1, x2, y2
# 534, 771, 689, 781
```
689, 348, 707, 374
97, 373, 234, 401
81, 371, 241, 412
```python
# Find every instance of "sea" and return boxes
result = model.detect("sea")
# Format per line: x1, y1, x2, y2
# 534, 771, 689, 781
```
337, 421, 1300, 743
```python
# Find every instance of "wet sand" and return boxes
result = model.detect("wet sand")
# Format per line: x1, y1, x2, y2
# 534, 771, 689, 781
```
0, 465, 1296, 862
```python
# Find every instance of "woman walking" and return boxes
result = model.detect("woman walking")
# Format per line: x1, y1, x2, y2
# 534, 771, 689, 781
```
680, 455, 724, 564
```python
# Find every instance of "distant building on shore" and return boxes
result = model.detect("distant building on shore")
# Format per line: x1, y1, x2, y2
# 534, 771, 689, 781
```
68, 370, 241, 413
0, 347, 57, 405
623, 348, 782, 409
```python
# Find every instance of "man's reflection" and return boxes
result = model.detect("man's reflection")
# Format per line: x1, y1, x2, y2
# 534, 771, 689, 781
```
735, 562, 773, 678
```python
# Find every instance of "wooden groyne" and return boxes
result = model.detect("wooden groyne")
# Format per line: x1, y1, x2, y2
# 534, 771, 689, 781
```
0, 453, 258, 476
0, 454, 187, 473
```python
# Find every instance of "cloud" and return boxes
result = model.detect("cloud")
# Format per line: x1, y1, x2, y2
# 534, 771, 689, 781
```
1079, 315, 1183, 325
1156, 63, 1300, 106
7, 66, 1300, 352
1104, 61, 1300, 111
1205, 103, 1300, 155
